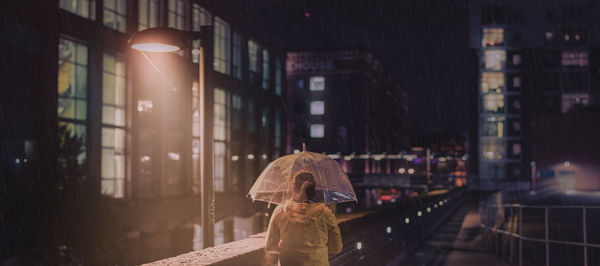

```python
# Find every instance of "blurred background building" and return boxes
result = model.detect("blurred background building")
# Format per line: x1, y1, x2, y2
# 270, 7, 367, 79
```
286, 50, 410, 174
1, 0, 285, 264
468, 0, 600, 190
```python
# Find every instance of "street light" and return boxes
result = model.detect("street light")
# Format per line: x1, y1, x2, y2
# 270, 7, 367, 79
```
129, 26, 215, 248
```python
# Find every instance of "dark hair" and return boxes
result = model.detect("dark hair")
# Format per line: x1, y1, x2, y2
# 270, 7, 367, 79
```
292, 171, 316, 202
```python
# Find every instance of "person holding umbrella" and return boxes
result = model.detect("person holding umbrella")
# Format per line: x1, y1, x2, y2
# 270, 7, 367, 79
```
265, 171, 342, 265
248, 144, 356, 265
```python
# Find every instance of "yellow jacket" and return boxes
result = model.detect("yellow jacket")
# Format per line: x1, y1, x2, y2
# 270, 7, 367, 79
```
266, 202, 343, 266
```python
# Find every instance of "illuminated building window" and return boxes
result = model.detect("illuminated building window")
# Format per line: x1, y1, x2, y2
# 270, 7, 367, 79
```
248, 40, 259, 83
262, 107, 270, 139
512, 76, 521, 89
58, 38, 88, 164
248, 100, 256, 133
232, 94, 242, 131
484, 50, 506, 70
192, 4, 211, 63
232, 32, 243, 79
483, 93, 504, 113
561, 93, 590, 113
510, 142, 521, 158
214, 17, 231, 74
310, 76, 325, 91
310, 101, 325, 115
482, 28, 504, 47
214, 88, 227, 141
103, 0, 127, 32
192, 81, 201, 194
262, 49, 270, 90
561, 50, 588, 67
138, 0, 158, 30
214, 88, 228, 193
275, 59, 283, 95
310, 124, 325, 138
512, 54, 522, 66
508, 96, 522, 114
60, 0, 96, 20
168, 0, 185, 30
481, 72, 504, 93
214, 142, 226, 192
481, 139, 504, 160
101, 53, 127, 198
507, 118, 521, 136
480, 116, 504, 138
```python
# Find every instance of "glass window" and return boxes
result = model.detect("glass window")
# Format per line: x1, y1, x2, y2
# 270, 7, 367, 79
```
482, 6, 504, 25
192, 4, 211, 63
508, 75, 521, 91
561, 50, 588, 67
248, 40, 259, 83
58, 39, 89, 165
138, 0, 158, 30
483, 93, 504, 113
309, 76, 325, 91
60, 0, 96, 20
274, 110, 281, 152
213, 17, 231, 74
481, 139, 504, 160
214, 88, 227, 141
310, 124, 324, 138
310, 101, 325, 115
508, 141, 521, 159
166, 138, 183, 196
262, 49, 270, 90
261, 107, 270, 139
168, 0, 185, 30
101, 53, 127, 198
561, 72, 588, 91
561, 93, 590, 113
507, 118, 521, 136
507, 96, 522, 114
248, 100, 256, 133
482, 28, 504, 47
484, 50, 506, 70
214, 141, 226, 192
232, 94, 242, 130
275, 59, 283, 95
103, 0, 126, 32
481, 72, 504, 93
192, 139, 201, 194
480, 116, 504, 138
232, 32, 243, 79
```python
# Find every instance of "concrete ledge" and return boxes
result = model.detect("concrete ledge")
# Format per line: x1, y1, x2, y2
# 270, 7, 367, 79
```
143, 233, 268, 266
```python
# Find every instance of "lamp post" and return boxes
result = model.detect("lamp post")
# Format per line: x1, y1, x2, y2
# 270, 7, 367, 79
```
129, 26, 215, 248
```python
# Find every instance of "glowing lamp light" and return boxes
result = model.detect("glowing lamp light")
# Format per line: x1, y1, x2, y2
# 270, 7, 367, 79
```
262, 154, 268, 160
399, 168, 406, 174
427, 207, 432, 213
293, 149, 300, 154
564, 161, 571, 167
376, 199, 383, 206
231, 155, 239, 161
434, 204, 438, 208
439, 201, 444, 206
356, 242, 363, 250
386, 226, 392, 234
247, 154, 255, 160
405, 218, 410, 224
417, 211, 422, 217
408, 168, 415, 174
131, 43, 180, 52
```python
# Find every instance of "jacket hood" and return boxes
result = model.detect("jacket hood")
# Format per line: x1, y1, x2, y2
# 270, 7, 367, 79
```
282, 202, 326, 224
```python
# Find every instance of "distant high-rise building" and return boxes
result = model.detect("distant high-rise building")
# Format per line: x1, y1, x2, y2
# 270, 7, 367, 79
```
468, 0, 600, 186
286, 50, 410, 174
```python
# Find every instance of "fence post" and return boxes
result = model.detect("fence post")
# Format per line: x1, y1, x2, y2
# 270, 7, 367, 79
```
545, 207, 549, 266
519, 207, 522, 266
509, 207, 514, 263
583, 208, 587, 266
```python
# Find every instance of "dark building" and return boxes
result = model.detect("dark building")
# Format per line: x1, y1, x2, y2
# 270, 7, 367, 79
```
468, 0, 600, 188
1, 0, 285, 264
286, 50, 410, 174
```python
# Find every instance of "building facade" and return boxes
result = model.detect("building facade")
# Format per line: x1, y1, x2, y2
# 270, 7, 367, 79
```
1, 0, 285, 264
468, 0, 600, 184
286, 50, 410, 174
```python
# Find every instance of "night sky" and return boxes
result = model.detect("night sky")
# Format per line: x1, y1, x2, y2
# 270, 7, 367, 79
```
250, 0, 472, 137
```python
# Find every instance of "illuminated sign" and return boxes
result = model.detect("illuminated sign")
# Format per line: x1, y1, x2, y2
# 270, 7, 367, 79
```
287, 60, 335, 72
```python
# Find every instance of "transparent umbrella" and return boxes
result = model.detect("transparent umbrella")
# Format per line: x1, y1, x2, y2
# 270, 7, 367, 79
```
248, 144, 357, 205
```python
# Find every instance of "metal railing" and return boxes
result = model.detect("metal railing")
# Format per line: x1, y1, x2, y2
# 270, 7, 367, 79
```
479, 203, 600, 266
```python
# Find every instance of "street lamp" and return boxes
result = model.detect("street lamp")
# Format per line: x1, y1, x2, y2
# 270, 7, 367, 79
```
129, 26, 215, 248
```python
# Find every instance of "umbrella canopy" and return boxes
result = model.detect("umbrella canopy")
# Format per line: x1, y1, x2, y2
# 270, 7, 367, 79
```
248, 145, 357, 205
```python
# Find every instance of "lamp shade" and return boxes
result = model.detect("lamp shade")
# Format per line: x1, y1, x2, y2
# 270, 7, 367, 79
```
129, 27, 189, 52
